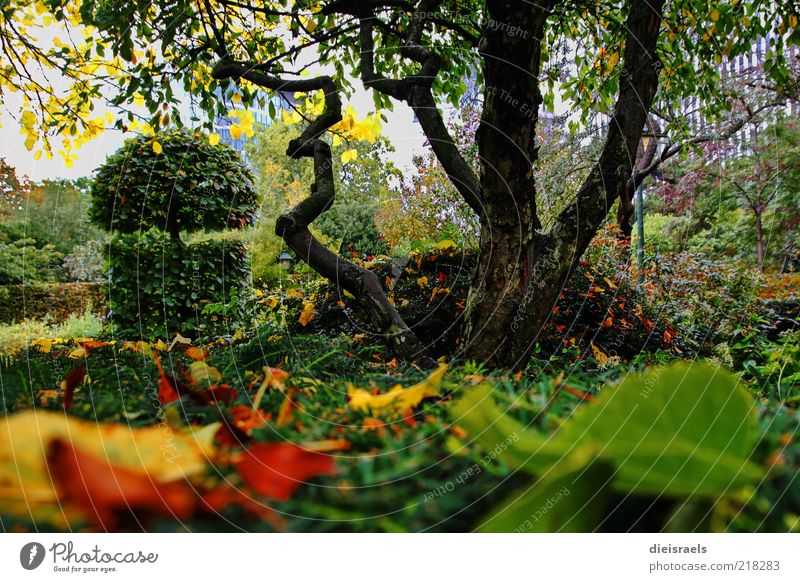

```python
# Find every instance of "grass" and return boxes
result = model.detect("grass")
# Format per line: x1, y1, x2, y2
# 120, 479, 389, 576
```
0, 321, 798, 533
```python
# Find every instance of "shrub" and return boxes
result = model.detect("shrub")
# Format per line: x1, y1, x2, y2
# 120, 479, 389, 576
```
106, 230, 251, 340
90, 131, 257, 339
265, 230, 679, 362
90, 130, 257, 237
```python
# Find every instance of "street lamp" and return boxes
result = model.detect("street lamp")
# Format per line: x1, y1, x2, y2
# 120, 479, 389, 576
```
278, 249, 295, 272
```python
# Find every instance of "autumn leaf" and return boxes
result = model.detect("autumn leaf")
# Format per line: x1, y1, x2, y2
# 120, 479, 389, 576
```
185, 346, 207, 361
189, 361, 223, 386
590, 341, 621, 369
252, 365, 290, 410
0, 410, 212, 527
348, 364, 448, 414
235, 442, 337, 501
47, 439, 196, 530
276, 393, 296, 427
30, 337, 65, 353
60, 365, 86, 410
340, 148, 358, 163
152, 140, 163, 154
208, 133, 221, 146
298, 300, 316, 326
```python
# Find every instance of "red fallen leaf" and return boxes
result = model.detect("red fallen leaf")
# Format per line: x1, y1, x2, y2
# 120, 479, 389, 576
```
564, 386, 595, 402
438, 271, 447, 283
47, 439, 195, 530
400, 408, 417, 429
152, 353, 183, 406
76, 339, 110, 353
194, 384, 238, 405
235, 442, 336, 501
201, 485, 285, 530
556, 325, 567, 332
603, 317, 613, 328
663, 330, 674, 343
61, 365, 85, 410
158, 375, 181, 406
214, 419, 251, 447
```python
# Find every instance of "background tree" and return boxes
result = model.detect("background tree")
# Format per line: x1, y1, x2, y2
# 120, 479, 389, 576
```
3, 0, 798, 367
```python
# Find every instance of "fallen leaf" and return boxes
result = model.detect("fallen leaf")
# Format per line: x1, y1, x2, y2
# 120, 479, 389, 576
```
47, 439, 195, 530
348, 364, 447, 414
235, 442, 336, 501
60, 365, 85, 410
0, 410, 211, 527
298, 300, 316, 326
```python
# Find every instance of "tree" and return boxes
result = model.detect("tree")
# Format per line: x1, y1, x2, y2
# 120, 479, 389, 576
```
3, 1, 798, 367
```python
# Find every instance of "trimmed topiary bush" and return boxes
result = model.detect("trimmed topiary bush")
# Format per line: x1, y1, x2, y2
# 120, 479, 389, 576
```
90, 130, 257, 339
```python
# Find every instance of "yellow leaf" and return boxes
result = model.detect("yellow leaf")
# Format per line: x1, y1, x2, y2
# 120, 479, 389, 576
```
602, 276, 617, 290
0, 410, 211, 526
230, 124, 243, 140
152, 140, 163, 154
299, 300, 316, 326
590, 341, 621, 369
348, 364, 448, 414
340, 148, 358, 164
208, 132, 221, 146
31, 338, 63, 353
188, 361, 222, 386
790, 14, 798, 28
417, 276, 429, 287
433, 240, 457, 251
710, 9, 720, 22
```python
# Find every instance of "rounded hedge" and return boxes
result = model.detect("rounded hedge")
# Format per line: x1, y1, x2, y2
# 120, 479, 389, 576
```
90, 130, 257, 236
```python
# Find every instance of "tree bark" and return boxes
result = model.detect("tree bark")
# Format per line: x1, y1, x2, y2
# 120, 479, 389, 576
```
464, 0, 664, 368
754, 208, 766, 272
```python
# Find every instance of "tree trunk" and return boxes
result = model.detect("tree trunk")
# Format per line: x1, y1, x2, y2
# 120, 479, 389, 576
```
464, 0, 664, 369
461, 2, 548, 367
754, 208, 766, 272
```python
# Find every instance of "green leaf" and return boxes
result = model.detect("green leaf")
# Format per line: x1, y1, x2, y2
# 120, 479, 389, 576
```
558, 363, 762, 497
452, 363, 763, 499
478, 448, 614, 533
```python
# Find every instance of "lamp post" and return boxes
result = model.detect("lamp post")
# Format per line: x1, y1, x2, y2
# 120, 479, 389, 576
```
278, 249, 295, 272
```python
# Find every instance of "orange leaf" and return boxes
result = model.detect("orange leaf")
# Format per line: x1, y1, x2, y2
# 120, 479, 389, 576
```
61, 365, 85, 410
185, 347, 208, 361
47, 439, 195, 530
227, 405, 270, 434
276, 393, 295, 427
235, 443, 336, 501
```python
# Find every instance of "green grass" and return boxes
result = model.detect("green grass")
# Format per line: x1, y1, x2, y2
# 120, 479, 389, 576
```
0, 322, 797, 533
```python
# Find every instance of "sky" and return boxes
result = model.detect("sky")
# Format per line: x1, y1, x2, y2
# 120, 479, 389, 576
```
0, 82, 428, 183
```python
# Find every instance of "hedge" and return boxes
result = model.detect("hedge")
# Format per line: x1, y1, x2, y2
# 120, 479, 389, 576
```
0, 283, 104, 324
